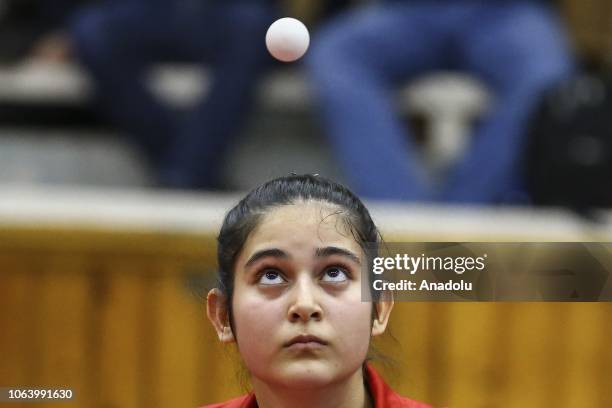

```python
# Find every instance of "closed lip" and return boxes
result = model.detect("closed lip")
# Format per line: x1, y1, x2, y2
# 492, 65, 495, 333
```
284, 334, 328, 347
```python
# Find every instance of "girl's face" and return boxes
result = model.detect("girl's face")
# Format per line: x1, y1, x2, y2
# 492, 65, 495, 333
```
230, 202, 382, 388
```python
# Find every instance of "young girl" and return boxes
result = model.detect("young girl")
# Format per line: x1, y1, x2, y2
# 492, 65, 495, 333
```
204, 174, 432, 408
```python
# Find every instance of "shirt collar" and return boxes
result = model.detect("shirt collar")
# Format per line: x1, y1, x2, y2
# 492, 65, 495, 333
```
226, 363, 425, 408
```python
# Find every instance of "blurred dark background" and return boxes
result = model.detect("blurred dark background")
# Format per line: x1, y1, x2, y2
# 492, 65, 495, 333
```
0, 0, 610, 210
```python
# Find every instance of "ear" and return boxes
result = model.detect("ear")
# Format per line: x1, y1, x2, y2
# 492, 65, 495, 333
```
206, 288, 235, 343
371, 297, 394, 337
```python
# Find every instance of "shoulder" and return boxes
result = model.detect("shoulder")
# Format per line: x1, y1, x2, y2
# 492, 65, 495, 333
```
390, 395, 434, 408
380, 390, 434, 408
199, 393, 256, 408
365, 364, 433, 408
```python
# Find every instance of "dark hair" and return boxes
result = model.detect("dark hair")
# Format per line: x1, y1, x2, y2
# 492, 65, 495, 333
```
216, 174, 381, 329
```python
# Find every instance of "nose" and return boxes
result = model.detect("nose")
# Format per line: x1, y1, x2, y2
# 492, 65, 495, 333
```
287, 274, 323, 323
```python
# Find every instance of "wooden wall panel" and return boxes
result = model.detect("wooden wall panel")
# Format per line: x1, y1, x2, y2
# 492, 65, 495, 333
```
1, 231, 611, 408
95, 263, 148, 408
155, 262, 206, 407
445, 304, 498, 408
0, 258, 38, 389
374, 303, 612, 408
36, 256, 91, 408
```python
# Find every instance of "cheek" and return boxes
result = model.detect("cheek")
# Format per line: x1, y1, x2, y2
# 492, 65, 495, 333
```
232, 293, 285, 366
328, 297, 373, 358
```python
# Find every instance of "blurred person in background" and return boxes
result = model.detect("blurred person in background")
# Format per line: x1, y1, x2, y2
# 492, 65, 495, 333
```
0, 0, 86, 64
70, 0, 276, 191
307, 0, 574, 204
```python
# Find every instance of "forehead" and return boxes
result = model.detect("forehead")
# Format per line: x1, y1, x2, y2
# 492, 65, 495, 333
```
241, 202, 361, 255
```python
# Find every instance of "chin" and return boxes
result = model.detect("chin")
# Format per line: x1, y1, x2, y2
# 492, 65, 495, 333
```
275, 360, 340, 389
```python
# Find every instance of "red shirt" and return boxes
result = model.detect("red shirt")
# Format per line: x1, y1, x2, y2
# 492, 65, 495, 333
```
201, 364, 432, 408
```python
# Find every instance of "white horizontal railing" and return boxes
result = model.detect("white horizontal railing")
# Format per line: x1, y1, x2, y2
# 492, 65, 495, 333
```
0, 185, 610, 241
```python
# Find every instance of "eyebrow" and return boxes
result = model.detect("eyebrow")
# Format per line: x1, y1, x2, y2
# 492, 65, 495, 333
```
245, 248, 290, 268
244, 246, 361, 268
315, 246, 361, 265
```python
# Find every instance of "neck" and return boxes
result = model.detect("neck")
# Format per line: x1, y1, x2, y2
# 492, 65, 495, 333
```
251, 368, 373, 408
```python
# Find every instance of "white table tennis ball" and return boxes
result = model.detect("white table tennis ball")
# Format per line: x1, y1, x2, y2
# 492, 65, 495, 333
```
265, 17, 310, 62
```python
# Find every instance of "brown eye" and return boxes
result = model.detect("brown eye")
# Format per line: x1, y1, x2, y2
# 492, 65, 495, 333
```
258, 269, 286, 285
321, 267, 349, 283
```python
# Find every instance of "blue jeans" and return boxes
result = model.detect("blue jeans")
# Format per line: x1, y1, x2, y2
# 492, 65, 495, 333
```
307, 1, 573, 203
71, 1, 275, 189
